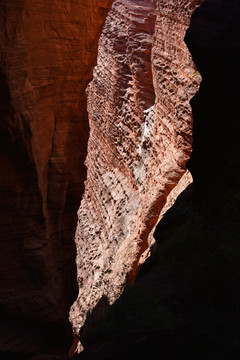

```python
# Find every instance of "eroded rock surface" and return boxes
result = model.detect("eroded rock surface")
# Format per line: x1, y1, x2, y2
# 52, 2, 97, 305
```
72, 1, 240, 358
0, 0, 112, 355
70, 0, 202, 344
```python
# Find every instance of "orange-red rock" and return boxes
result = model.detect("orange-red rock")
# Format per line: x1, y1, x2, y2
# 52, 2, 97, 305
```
0, 0, 112, 354
78, 2, 240, 356
70, 0, 202, 345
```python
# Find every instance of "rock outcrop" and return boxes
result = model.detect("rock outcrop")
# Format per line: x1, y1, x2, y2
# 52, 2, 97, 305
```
0, 0, 112, 356
72, 1, 240, 359
70, 0, 202, 345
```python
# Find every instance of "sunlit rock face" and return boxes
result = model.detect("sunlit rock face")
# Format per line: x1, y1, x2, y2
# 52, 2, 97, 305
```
0, 0, 112, 355
77, 2, 240, 357
70, 0, 202, 342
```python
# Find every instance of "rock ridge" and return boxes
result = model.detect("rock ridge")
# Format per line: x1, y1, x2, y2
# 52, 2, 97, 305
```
76, 2, 240, 357
70, 0, 202, 347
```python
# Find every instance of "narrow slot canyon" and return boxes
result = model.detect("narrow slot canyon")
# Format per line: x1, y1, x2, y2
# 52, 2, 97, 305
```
0, 1, 240, 359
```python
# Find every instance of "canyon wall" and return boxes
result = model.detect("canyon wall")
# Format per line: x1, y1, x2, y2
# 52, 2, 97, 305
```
3, 0, 237, 358
72, 1, 240, 358
70, 0, 202, 345
0, 0, 112, 355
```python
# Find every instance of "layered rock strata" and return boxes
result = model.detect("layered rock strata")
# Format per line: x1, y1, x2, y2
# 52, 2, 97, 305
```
70, 0, 202, 344
71, 1, 240, 358
0, 0, 112, 355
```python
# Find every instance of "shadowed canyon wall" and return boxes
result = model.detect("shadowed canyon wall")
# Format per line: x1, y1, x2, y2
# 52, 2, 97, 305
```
0, 0, 112, 355
70, 0, 202, 346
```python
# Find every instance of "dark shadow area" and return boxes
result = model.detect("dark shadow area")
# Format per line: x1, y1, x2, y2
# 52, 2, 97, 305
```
185, 0, 240, 194
77, 178, 240, 359
0, 305, 74, 360
80, 295, 111, 345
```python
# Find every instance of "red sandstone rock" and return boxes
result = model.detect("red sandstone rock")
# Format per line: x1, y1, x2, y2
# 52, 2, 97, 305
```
78, 3, 240, 355
0, 0, 112, 354
70, 0, 202, 347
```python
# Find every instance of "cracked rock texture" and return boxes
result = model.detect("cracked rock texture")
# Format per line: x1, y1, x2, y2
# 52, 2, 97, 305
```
71, 1, 240, 358
70, 0, 202, 343
0, 0, 112, 355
